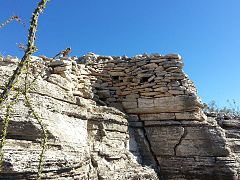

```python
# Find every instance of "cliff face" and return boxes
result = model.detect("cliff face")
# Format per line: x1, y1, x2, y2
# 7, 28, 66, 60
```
0, 57, 158, 179
0, 54, 239, 179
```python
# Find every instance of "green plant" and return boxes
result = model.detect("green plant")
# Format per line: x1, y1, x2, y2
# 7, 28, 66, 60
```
0, 1, 50, 179
205, 100, 219, 113
0, 15, 25, 29
226, 99, 240, 116
205, 99, 240, 116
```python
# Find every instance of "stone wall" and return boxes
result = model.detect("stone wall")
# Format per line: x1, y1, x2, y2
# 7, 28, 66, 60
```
80, 53, 239, 179
83, 53, 206, 121
0, 53, 239, 179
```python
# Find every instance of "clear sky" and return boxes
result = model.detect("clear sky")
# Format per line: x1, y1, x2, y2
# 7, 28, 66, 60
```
0, 0, 239, 107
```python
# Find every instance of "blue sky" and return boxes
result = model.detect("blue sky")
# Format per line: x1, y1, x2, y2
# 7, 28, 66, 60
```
0, 0, 239, 107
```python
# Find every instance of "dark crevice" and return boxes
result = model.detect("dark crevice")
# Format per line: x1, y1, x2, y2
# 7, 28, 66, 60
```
102, 129, 127, 134
88, 119, 128, 126
141, 118, 164, 180
62, 111, 88, 120
173, 126, 188, 156
0, 163, 85, 179
28, 91, 76, 105
144, 122, 209, 128
46, 79, 71, 91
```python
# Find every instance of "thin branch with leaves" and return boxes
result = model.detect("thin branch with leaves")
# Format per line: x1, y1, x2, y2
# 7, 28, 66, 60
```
0, 15, 25, 29
0, 0, 50, 179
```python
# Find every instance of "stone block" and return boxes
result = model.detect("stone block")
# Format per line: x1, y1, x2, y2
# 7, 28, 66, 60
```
221, 120, 240, 128
53, 66, 69, 73
116, 90, 132, 96
153, 87, 168, 92
122, 101, 138, 109
175, 110, 207, 121
145, 126, 184, 156
109, 71, 126, 76
150, 59, 167, 63
164, 54, 182, 59
76, 96, 94, 107
49, 60, 65, 67
144, 120, 181, 126
139, 83, 156, 89
73, 89, 94, 99
136, 60, 147, 66
97, 90, 111, 99
140, 113, 175, 121
168, 89, 185, 95
128, 121, 143, 127
154, 96, 201, 112
137, 73, 153, 78
126, 96, 203, 114
143, 63, 158, 69
125, 94, 139, 100
140, 92, 159, 96
176, 126, 231, 156
138, 98, 154, 108
147, 75, 155, 82
48, 74, 73, 91
128, 114, 139, 121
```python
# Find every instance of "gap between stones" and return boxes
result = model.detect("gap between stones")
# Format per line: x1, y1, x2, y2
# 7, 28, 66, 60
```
140, 116, 164, 180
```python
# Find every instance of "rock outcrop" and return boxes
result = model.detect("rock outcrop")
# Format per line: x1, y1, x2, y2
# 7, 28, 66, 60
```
207, 113, 240, 178
0, 53, 239, 179
0, 57, 158, 179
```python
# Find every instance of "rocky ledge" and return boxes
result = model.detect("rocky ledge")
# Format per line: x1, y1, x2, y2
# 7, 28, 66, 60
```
0, 53, 239, 179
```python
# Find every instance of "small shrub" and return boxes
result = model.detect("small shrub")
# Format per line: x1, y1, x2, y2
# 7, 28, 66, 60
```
205, 99, 240, 117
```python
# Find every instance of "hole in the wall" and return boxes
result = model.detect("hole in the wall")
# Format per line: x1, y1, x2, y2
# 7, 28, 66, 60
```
112, 76, 119, 81
140, 77, 149, 83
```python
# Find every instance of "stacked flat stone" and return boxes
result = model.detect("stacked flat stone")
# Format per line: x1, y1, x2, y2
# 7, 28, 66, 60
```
48, 57, 95, 104
0, 54, 212, 128
84, 53, 205, 121
1, 54, 239, 179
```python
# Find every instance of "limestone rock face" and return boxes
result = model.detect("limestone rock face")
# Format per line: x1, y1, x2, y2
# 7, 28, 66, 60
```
0, 59, 158, 179
0, 54, 239, 180
208, 114, 240, 177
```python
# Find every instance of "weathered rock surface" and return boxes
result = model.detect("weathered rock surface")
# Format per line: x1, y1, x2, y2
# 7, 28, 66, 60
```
0, 58, 158, 179
207, 113, 240, 178
0, 54, 239, 180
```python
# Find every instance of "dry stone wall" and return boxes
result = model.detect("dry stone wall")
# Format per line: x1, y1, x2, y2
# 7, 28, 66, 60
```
0, 53, 239, 179
83, 53, 206, 122
81, 53, 239, 179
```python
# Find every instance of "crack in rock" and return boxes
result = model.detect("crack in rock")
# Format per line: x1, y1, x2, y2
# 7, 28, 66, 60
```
174, 126, 188, 156
142, 121, 164, 180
